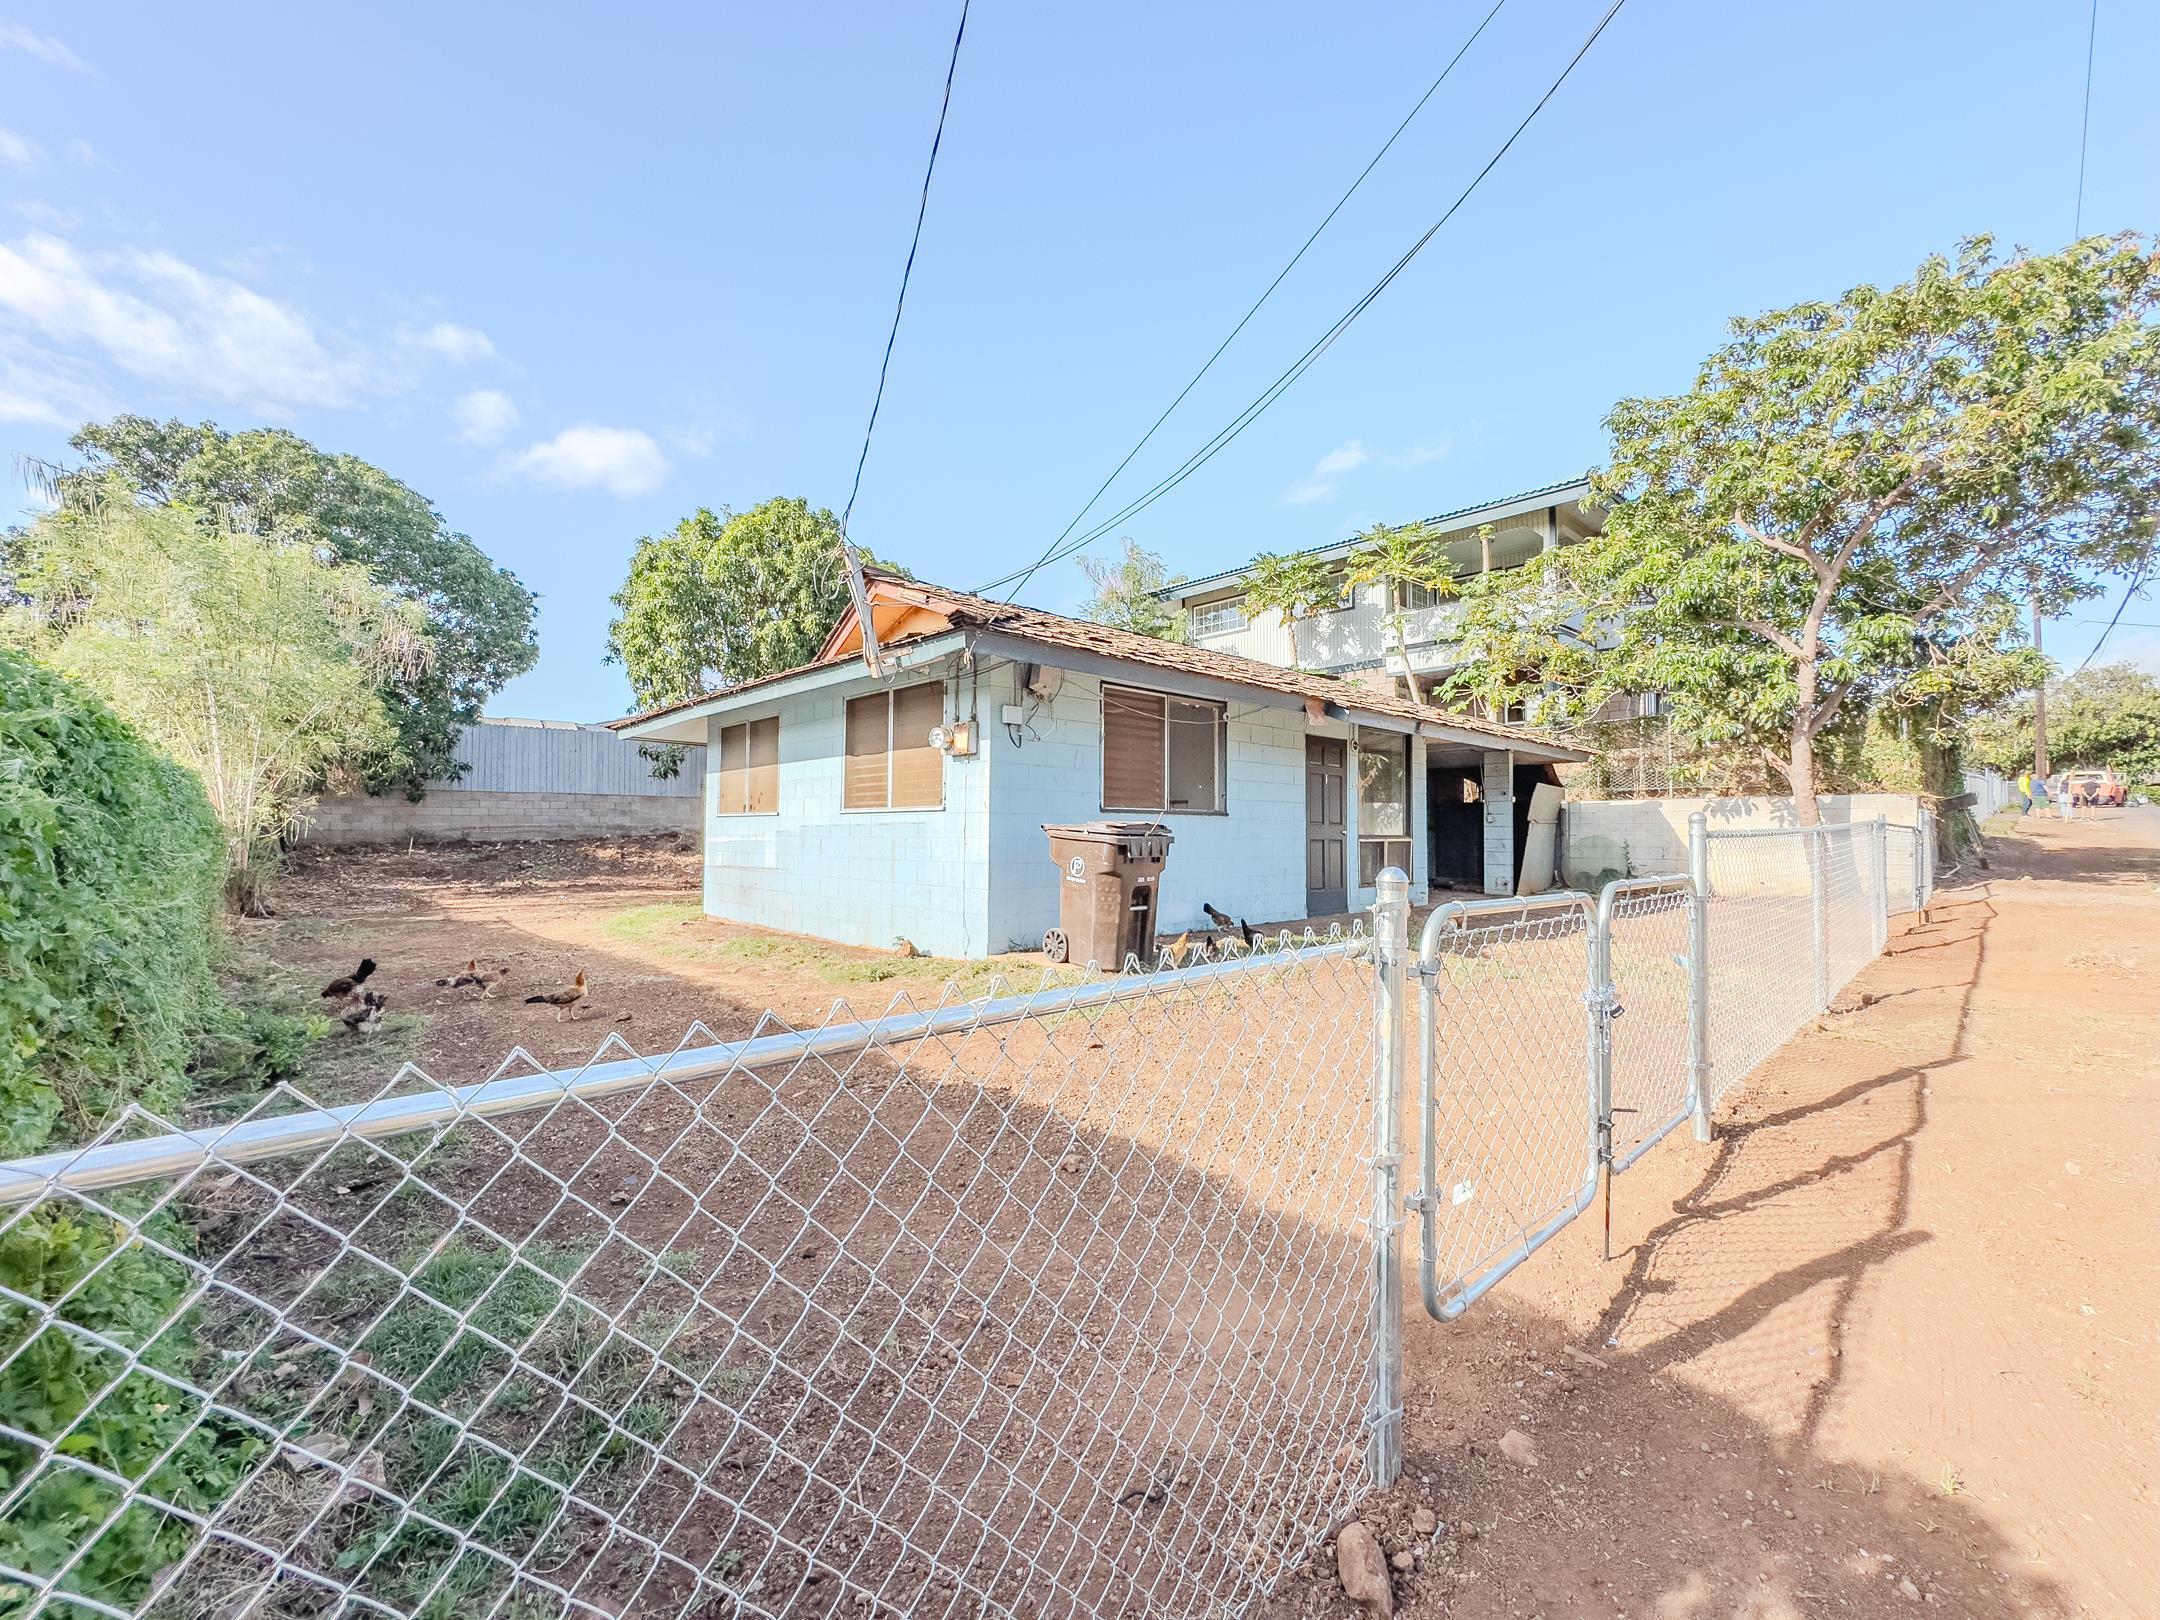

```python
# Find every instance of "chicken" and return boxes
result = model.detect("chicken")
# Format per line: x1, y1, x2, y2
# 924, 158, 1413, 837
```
436, 960, 511, 998
320, 958, 377, 1001
466, 963, 512, 998
341, 990, 388, 1036
524, 970, 590, 1021
1201, 902, 1257, 950
1159, 931, 1195, 968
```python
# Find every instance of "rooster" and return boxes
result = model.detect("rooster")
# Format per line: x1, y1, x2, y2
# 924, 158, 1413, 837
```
320, 959, 377, 1001
434, 959, 479, 989
525, 970, 590, 1021
341, 990, 388, 1036
1202, 903, 1258, 950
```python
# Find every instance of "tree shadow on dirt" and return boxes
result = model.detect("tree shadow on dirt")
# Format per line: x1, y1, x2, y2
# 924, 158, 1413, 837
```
1254, 890, 2078, 1620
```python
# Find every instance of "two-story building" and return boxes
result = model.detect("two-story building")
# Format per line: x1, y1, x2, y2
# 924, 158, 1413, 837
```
1154, 477, 1617, 891
1159, 476, 1602, 694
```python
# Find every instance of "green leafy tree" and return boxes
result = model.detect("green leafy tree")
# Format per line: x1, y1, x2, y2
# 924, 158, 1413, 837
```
63, 417, 537, 796
1965, 662, 2160, 782
1345, 519, 1455, 694
6, 493, 430, 909
607, 497, 902, 708
1077, 539, 1189, 641
1241, 550, 1344, 668
1445, 236, 2160, 820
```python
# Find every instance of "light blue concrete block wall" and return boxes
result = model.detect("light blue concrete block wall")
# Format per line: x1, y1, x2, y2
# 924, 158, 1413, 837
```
698, 670, 996, 959
983, 667, 1316, 949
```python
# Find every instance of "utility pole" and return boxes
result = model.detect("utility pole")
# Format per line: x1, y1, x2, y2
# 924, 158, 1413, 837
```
2031, 595, 2050, 779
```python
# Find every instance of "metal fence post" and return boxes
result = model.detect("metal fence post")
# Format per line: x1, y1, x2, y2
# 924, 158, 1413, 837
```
1590, 885, 1619, 1259
1871, 815, 1890, 957
1367, 867, 1409, 1488
1686, 810, 1714, 1142
1808, 825, 1830, 1011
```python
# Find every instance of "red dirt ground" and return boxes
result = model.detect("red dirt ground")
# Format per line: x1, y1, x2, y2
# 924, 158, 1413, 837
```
1260, 805, 2160, 1620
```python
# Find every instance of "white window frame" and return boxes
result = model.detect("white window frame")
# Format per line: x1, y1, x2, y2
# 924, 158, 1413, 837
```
1187, 598, 1248, 638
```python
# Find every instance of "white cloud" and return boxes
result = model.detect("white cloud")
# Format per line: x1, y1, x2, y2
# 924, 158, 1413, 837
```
0, 231, 493, 414
0, 333, 113, 427
1313, 440, 1367, 478
662, 423, 717, 459
64, 139, 93, 167
0, 25, 85, 71
452, 387, 519, 446
401, 320, 496, 366
1280, 434, 1453, 505
503, 425, 671, 498
0, 129, 41, 169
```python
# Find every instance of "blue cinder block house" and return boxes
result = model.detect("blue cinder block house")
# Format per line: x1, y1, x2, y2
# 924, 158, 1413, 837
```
612, 571, 1582, 959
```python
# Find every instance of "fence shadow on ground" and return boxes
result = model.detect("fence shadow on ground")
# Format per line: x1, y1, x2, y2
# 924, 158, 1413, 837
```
1287, 889, 2073, 1620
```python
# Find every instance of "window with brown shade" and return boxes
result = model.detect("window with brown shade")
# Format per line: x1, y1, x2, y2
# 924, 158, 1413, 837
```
1101, 684, 1224, 813
843, 683, 945, 810
715, 716, 780, 815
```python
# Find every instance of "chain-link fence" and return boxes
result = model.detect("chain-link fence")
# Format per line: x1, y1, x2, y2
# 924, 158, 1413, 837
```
0, 938, 1385, 1620
1413, 817, 1897, 1327
1, 815, 1912, 1620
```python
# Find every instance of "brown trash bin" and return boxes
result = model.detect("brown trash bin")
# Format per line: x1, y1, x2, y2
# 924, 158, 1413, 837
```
1041, 822, 1174, 969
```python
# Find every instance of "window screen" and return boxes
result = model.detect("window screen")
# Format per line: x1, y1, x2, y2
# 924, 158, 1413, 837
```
843, 686, 946, 810
1357, 730, 1412, 886
1102, 685, 1223, 812
715, 716, 780, 815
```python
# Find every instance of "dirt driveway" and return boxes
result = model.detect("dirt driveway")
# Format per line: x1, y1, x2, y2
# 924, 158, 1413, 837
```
237, 815, 2158, 1618
1260, 805, 2159, 1620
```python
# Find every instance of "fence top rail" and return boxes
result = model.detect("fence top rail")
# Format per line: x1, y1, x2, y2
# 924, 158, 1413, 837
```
1701, 817, 1898, 840
1594, 873, 1692, 931
1417, 889, 1593, 962
0, 932, 1370, 1207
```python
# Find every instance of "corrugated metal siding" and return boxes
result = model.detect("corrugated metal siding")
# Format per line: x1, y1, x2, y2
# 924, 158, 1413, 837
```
436, 720, 704, 797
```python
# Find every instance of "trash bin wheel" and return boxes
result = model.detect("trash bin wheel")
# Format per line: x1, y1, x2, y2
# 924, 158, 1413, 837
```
1042, 927, 1070, 964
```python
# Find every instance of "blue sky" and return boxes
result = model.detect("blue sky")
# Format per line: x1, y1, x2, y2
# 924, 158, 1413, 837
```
4, 1, 2156, 719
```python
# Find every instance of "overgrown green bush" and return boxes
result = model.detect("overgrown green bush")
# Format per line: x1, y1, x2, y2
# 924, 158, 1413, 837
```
0, 647, 228, 1153
0, 648, 244, 1613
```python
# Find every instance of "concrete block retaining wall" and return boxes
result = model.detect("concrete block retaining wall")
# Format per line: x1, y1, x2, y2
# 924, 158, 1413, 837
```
298, 718, 703, 846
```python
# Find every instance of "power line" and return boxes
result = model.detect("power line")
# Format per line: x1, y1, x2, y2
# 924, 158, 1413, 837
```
978, 0, 1629, 600
995, 0, 1512, 602
2073, 0, 2099, 237
2074, 556, 2152, 673
841, 0, 970, 538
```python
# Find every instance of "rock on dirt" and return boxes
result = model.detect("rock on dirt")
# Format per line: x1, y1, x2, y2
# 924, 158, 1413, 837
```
1410, 1506, 1438, 1536
1333, 1521, 1392, 1616
1498, 1428, 1540, 1467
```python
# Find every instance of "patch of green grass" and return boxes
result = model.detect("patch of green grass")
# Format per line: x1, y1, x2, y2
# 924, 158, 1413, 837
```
600, 903, 1085, 1000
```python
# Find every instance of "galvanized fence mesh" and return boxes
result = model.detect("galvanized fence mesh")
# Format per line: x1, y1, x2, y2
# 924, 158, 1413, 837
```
1413, 899, 1595, 1322
1699, 822, 1891, 1102
0, 938, 1381, 1620
1600, 882, 1696, 1172
1, 814, 1920, 1620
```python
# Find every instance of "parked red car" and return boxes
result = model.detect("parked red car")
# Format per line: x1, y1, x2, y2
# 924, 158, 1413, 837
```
2063, 767, 2127, 807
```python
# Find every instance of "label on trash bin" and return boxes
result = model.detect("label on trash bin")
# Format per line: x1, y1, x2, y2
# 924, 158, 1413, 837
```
1065, 856, 1088, 884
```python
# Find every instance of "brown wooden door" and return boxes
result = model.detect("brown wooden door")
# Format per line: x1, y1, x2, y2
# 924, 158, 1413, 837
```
1305, 737, 1347, 915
